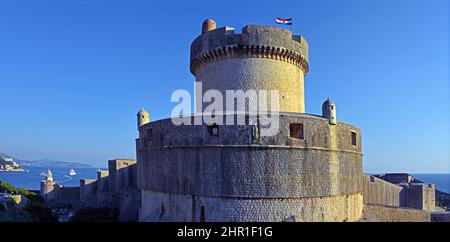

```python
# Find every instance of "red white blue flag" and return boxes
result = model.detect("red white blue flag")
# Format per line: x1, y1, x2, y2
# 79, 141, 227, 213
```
275, 17, 292, 25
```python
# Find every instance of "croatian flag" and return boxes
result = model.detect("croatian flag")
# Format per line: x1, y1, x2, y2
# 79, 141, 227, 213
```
275, 17, 292, 25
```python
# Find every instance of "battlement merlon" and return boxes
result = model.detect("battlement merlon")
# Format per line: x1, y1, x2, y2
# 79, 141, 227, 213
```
190, 24, 309, 75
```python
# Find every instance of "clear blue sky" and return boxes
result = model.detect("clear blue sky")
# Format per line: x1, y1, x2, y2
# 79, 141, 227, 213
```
0, 0, 448, 172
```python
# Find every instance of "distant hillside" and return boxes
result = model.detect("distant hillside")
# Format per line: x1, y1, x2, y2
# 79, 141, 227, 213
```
0, 151, 92, 168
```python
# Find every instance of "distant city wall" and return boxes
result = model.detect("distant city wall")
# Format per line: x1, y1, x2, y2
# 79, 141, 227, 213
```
362, 174, 402, 207
55, 186, 80, 207
404, 183, 435, 211
41, 160, 139, 221
80, 179, 97, 207
363, 174, 437, 212
362, 205, 431, 222
109, 159, 137, 194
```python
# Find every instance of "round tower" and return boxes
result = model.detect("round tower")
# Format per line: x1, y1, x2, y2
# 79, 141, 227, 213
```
137, 108, 150, 129
322, 98, 337, 125
190, 20, 309, 113
40, 169, 55, 197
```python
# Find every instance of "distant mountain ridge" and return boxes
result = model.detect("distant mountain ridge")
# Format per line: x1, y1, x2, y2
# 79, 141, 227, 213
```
0, 151, 92, 168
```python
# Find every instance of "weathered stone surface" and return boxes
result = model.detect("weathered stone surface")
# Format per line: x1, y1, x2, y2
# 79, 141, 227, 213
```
361, 205, 431, 222
139, 190, 363, 222
137, 113, 363, 221
404, 183, 435, 211
363, 174, 402, 207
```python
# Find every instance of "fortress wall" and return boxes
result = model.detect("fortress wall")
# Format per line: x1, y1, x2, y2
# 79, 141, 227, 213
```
422, 184, 436, 211
55, 186, 80, 206
108, 159, 137, 193
362, 174, 402, 207
139, 113, 361, 151
362, 205, 431, 222
117, 189, 140, 222
80, 179, 97, 207
196, 58, 305, 113
139, 189, 363, 222
138, 114, 362, 199
40, 181, 56, 201
96, 191, 116, 208
140, 147, 362, 198
137, 113, 363, 221
405, 183, 435, 211
97, 170, 109, 192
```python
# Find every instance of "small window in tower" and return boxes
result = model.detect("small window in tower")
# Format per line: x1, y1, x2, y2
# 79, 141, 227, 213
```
289, 123, 304, 139
207, 124, 219, 136
351, 131, 357, 146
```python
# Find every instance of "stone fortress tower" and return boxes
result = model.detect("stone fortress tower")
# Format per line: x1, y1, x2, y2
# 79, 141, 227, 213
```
135, 19, 364, 222
40, 169, 56, 199
192, 19, 309, 113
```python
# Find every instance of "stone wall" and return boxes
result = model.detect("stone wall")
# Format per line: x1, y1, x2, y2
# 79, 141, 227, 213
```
361, 205, 431, 222
404, 183, 435, 211
80, 179, 97, 207
97, 170, 109, 192
55, 186, 80, 206
108, 159, 137, 193
362, 174, 402, 207
40, 180, 56, 201
139, 190, 363, 222
137, 113, 363, 221
117, 189, 140, 222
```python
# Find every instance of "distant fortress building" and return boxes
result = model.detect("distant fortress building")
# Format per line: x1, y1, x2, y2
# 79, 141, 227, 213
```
40, 20, 445, 222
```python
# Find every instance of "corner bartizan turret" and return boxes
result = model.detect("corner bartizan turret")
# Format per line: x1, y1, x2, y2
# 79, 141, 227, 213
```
137, 108, 150, 130
202, 19, 216, 34
322, 98, 337, 125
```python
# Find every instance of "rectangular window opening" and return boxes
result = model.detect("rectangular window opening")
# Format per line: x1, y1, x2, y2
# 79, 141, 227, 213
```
289, 123, 304, 139
351, 131, 357, 146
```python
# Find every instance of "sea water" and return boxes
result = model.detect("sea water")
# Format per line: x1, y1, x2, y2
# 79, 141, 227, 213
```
0, 166, 101, 191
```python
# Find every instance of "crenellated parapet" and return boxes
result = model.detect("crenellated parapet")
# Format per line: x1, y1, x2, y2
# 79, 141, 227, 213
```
190, 25, 309, 75
190, 44, 309, 75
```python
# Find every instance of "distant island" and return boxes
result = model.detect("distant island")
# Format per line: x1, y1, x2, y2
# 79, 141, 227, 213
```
0, 151, 92, 169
